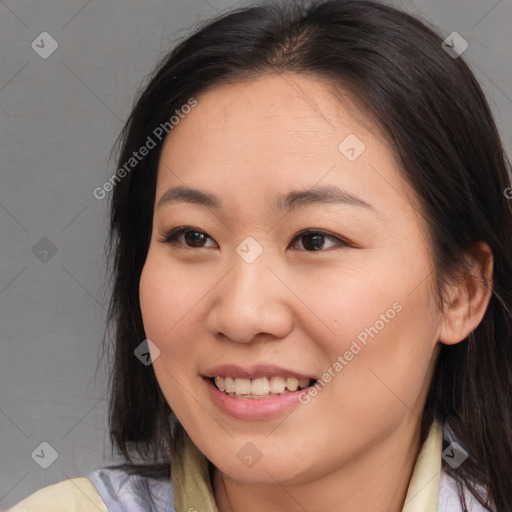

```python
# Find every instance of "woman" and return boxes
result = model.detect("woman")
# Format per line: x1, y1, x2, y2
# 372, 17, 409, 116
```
9, 0, 512, 511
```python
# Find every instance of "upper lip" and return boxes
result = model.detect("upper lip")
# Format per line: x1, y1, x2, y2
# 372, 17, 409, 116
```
202, 364, 318, 381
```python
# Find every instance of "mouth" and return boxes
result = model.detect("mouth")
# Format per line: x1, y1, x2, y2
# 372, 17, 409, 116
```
210, 375, 317, 399
203, 366, 319, 419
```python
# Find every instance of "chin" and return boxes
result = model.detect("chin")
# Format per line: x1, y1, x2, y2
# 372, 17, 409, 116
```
209, 448, 317, 485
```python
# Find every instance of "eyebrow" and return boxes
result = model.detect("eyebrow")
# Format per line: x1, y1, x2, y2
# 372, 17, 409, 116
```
157, 184, 375, 212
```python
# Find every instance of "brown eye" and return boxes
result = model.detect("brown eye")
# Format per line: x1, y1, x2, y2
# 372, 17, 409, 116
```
301, 233, 326, 251
183, 231, 208, 247
289, 229, 349, 252
161, 227, 217, 248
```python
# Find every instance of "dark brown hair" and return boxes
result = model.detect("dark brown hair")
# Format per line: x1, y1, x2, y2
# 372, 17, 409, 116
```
103, 1, 512, 509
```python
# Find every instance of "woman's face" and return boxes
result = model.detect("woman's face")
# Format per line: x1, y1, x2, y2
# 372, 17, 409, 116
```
139, 73, 444, 483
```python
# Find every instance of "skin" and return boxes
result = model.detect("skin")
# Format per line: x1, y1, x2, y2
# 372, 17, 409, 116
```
139, 73, 493, 512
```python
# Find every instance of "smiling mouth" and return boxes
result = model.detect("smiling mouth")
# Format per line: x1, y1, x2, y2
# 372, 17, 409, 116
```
211, 376, 316, 399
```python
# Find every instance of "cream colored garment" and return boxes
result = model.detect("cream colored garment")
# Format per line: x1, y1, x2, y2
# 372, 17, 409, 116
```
7, 477, 108, 512
8, 421, 447, 512
403, 420, 442, 512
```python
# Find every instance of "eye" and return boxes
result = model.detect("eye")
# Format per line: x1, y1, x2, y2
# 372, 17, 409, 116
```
288, 229, 350, 251
159, 226, 217, 248
159, 226, 350, 251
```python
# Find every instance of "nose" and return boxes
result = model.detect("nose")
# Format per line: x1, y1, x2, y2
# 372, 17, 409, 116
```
205, 248, 294, 344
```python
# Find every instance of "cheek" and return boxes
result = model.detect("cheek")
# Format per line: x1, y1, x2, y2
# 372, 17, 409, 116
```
139, 250, 198, 345
323, 282, 439, 424
295, 257, 440, 416
139, 257, 170, 342
139, 248, 220, 381
139, 253, 202, 413
286, 260, 407, 353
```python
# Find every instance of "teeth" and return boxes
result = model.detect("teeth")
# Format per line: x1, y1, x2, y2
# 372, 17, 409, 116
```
214, 376, 225, 391
212, 375, 313, 397
269, 376, 285, 393
298, 378, 310, 388
286, 377, 299, 391
235, 378, 252, 395
225, 377, 235, 393
251, 377, 270, 395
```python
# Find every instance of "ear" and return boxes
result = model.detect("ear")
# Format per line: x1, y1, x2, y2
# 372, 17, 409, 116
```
438, 241, 494, 345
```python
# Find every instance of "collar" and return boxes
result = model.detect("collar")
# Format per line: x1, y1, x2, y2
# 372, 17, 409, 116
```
170, 421, 442, 512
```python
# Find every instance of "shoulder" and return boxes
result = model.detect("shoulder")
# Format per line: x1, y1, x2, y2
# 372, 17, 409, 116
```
7, 477, 108, 512
438, 470, 493, 512
87, 465, 175, 512
7, 466, 175, 512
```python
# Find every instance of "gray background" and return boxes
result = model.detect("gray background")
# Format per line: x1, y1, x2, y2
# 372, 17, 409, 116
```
0, 0, 511, 508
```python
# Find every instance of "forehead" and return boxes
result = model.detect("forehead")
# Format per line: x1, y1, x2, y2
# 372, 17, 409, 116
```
155, 73, 420, 224
163, 73, 373, 161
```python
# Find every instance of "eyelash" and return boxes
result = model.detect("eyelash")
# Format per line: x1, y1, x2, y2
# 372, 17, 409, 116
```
158, 226, 351, 252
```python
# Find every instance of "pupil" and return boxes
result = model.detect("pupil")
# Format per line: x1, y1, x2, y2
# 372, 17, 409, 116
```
186, 231, 205, 247
304, 234, 324, 251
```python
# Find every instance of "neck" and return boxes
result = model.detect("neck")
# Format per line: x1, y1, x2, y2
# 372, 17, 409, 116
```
213, 418, 423, 512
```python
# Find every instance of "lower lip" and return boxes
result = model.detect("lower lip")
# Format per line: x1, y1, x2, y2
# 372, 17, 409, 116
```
203, 378, 310, 420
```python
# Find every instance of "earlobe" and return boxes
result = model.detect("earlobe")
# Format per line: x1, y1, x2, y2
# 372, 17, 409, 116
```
438, 241, 494, 346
